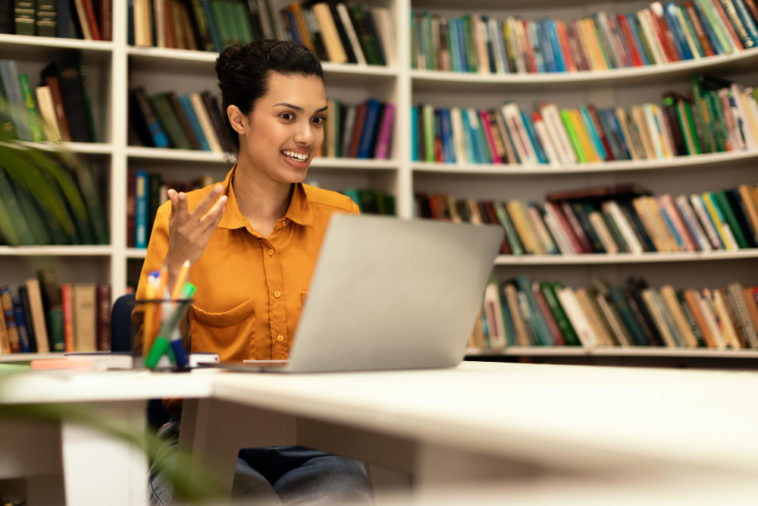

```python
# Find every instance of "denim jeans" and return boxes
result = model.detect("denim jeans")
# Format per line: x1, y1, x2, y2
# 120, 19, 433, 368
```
150, 416, 373, 505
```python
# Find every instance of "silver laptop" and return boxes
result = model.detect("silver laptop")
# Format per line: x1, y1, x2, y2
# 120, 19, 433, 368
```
208, 214, 504, 373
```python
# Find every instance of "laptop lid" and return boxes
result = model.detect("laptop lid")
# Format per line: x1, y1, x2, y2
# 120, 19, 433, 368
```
286, 214, 504, 373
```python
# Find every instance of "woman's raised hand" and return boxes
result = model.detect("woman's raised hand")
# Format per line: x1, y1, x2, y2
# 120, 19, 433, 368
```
164, 185, 227, 285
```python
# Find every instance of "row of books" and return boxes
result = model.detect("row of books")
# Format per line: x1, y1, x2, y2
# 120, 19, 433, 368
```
322, 98, 394, 159
474, 275, 758, 351
130, 0, 392, 66
128, 171, 215, 249
415, 183, 758, 255
412, 0, 758, 74
0, 0, 111, 40
411, 76, 758, 166
0, 270, 111, 354
341, 188, 395, 215
0, 148, 108, 247
129, 86, 228, 152
0, 55, 98, 143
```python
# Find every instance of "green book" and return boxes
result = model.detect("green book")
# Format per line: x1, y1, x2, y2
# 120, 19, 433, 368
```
682, 100, 702, 154
462, 15, 477, 73
560, 109, 586, 162
694, 0, 733, 53
515, 275, 554, 346
422, 104, 435, 162
689, 76, 712, 153
13, 0, 35, 35
0, 176, 21, 245
342, 188, 362, 211
232, 0, 254, 43
0, 74, 18, 139
607, 286, 647, 346
601, 209, 629, 252
538, 282, 577, 345
36, 0, 57, 37
704, 89, 727, 152
76, 53, 98, 143
210, 0, 234, 49
0, 167, 35, 244
17, 73, 45, 141
149, 93, 193, 150
492, 201, 525, 256
714, 190, 748, 249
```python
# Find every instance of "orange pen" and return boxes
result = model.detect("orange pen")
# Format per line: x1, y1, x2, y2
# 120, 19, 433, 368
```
171, 260, 191, 300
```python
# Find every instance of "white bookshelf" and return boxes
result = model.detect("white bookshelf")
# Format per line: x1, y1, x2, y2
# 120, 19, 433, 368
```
1, 0, 757, 362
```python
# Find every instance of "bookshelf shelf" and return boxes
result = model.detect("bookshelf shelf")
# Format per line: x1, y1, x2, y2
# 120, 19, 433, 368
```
412, 150, 758, 175
411, 48, 758, 92
0, 33, 113, 52
467, 346, 758, 359
0, 246, 112, 256
494, 250, 758, 266
16, 141, 115, 155
126, 248, 147, 259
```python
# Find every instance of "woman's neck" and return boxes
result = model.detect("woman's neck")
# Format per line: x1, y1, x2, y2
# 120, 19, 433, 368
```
232, 161, 293, 237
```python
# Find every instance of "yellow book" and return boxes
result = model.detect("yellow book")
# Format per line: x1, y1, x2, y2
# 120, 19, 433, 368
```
713, 289, 742, 349
702, 192, 736, 251
660, 285, 698, 348
632, 197, 666, 252
644, 196, 679, 252
312, 3, 348, 63
506, 200, 540, 254
579, 18, 607, 70
570, 109, 601, 162
630, 105, 657, 159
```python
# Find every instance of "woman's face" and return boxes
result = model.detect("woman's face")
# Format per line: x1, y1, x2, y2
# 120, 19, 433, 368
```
238, 71, 327, 185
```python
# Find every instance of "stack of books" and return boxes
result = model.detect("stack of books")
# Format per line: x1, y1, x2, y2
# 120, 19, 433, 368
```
415, 183, 758, 255
0, 269, 111, 354
411, 75, 758, 165
130, 0, 393, 66
475, 274, 758, 350
412, 0, 758, 73
323, 98, 395, 159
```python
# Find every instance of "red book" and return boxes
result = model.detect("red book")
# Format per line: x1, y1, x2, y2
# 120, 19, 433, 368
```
546, 201, 586, 254
568, 20, 591, 71
616, 14, 643, 66
61, 284, 74, 353
649, 4, 680, 62
521, 20, 538, 73
96, 284, 111, 351
45, 76, 72, 142
348, 103, 368, 158
81, 0, 102, 40
479, 110, 501, 163
560, 201, 594, 253
100, 0, 112, 40
555, 21, 577, 72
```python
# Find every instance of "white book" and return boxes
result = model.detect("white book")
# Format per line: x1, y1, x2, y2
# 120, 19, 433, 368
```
631, 105, 657, 159
557, 287, 598, 347
501, 103, 536, 165
473, 14, 490, 74
371, 7, 395, 67
653, 103, 676, 158
636, 9, 665, 65
742, 87, 758, 148
511, 17, 528, 74
643, 103, 665, 159
449, 107, 467, 165
542, 209, 575, 254
713, 290, 742, 349
483, 281, 506, 348
675, 195, 711, 251
603, 201, 644, 254
588, 210, 619, 254
190, 93, 222, 153
689, 194, 723, 249
34, 86, 61, 141
542, 103, 576, 164
336, 3, 367, 65
526, 203, 558, 254
698, 290, 728, 349
644, 288, 680, 348
532, 114, 560, 165
731, 83, 758, 149
488, 18, 505, 74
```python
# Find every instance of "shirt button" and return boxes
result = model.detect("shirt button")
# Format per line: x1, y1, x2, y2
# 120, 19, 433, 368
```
268, 249, 274, 256
276, 335, 284, 342
274, 290, 281, 298
282, 219, 287, 225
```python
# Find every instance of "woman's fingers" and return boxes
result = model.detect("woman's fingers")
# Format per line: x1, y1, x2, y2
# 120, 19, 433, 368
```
191, 185, 224, 220
199, 194, 228, 231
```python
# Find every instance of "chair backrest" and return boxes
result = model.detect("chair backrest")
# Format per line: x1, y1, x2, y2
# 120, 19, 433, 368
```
110, 293, 135, 352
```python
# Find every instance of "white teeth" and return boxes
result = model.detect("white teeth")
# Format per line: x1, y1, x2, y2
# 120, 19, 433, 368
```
283, 150, 308, 162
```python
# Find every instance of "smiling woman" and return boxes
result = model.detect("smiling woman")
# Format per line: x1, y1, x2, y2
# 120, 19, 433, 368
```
132, 40, 370, 505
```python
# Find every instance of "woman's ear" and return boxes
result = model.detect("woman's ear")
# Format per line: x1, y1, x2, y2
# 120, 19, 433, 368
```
227, 105, 247, 135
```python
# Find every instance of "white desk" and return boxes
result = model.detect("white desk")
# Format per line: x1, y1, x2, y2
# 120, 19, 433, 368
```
179, 361, 758, 496
0, 370, 212, 505
4, 362, 758, 504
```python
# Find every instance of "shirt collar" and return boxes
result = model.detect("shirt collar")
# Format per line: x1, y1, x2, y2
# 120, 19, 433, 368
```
217, 165, 314, 230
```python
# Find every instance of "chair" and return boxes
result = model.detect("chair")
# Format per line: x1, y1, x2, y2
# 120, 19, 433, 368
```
111, 293, 170, 429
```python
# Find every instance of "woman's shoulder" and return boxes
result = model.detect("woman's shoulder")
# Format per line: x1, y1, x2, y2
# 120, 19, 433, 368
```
302, 184, 358, 213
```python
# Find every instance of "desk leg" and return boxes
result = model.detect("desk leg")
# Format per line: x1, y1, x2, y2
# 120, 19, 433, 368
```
178, 398, 296, 498
60, 401, 148, 506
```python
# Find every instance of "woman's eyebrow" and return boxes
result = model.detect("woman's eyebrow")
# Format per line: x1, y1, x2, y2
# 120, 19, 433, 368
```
273, 103, 328, 113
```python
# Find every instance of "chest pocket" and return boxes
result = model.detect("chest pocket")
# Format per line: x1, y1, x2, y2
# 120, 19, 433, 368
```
189, 299, 255, 360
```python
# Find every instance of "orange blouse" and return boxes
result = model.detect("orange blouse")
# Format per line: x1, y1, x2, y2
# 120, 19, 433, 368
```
133, 165, 360, 361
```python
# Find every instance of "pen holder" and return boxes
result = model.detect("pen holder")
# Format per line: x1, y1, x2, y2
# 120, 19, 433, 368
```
135, 297, 194, 371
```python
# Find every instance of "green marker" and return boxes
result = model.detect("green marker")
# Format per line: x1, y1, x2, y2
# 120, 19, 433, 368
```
145, 283, 196, 369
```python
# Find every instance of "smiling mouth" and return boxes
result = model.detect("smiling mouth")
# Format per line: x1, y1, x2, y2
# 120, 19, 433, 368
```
282, 150, 309, 162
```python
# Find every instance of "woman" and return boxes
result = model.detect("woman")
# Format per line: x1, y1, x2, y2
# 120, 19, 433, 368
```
135, 40, 371, 504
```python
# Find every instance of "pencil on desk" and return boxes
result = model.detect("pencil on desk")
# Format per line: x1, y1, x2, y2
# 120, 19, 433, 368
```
171, 260, 190, 300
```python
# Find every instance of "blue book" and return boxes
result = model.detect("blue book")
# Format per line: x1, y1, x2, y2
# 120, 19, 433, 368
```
628, 14, 651, 65
455, 18, 469, 73
357, 99, 384, 159
57, 0, 73, 38
515, 275, 555, 346
492, 19, 510, 73
678, 5, 706, 57
12, 297, 30, 352
733, 0, 758, 46
580, 106, 607, 160
520, 110, 548, 164
439, 108, 455, 163
201, 0, 223, 52
135, 170, 149, 249
657, 200, 686, 250
597, 108, 624, 160
663, 2, 694, 60
547, 19, 566, 72
606, 109, 633, 159
177, 95, 210, 151
538, 19, 557, 73
528, 21, 545, 73
461, 109, 481, 163
410, 106, 418, 161
698, 194, 725, 249
675, 197, 710, 251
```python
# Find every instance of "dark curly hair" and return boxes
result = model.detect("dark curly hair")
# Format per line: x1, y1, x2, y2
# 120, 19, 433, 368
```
215, 40, 325, 153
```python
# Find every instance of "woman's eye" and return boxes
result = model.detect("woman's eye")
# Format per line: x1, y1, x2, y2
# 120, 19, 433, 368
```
281, 113, 294, 120
313, 116, 326, 125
